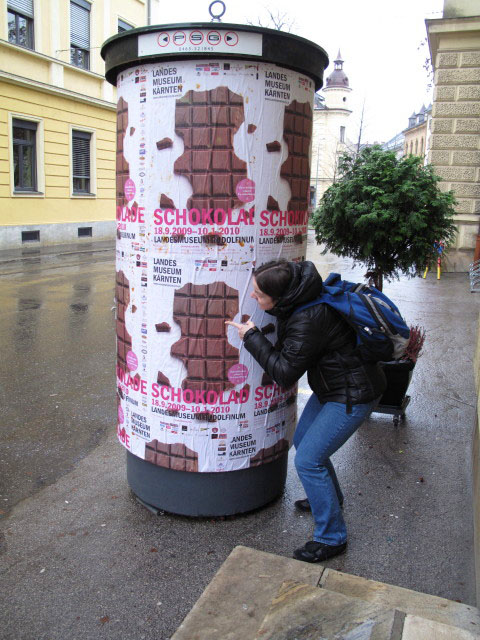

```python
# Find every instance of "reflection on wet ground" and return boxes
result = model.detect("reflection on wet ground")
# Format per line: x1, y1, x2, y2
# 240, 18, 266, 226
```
0, 241, 115, 276
0, 254, 116, 512
18, 298, 42, 311
70, 302, 89, 313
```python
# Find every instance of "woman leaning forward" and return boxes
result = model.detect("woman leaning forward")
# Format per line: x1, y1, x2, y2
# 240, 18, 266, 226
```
226, 259, 385, 563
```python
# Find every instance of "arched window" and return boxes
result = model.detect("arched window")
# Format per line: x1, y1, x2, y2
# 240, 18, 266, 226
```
420, 137, 424, 155
415, 139, 418, 155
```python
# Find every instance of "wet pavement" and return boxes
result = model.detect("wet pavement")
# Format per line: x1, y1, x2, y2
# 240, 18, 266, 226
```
0, 233, 479, 640
0, 242, 116, 510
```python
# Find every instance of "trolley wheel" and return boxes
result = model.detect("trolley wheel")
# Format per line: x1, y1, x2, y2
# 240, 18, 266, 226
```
393, 416, 400, 427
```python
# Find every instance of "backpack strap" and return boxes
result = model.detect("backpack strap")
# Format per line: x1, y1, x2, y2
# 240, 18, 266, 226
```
293, 293, 354, 414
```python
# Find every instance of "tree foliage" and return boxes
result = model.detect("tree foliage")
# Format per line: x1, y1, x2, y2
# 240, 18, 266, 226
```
311, 146, 457, 290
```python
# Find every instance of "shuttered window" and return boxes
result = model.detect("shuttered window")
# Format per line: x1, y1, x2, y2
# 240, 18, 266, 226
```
72, 130, 91, 194
8, 0, 33, 17
118, 19, 133, 33
7, 0, 34, 49
70, 0, 90, 69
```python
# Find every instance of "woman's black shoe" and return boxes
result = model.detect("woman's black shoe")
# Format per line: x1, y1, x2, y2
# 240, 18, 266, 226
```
294, 498, 343, 512
294, 498, 311, 512
293, 540, 347, 563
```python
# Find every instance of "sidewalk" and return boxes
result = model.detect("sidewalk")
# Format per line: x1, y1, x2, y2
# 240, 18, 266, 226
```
0, 239, 115, 264
0, 239, 115, 276
0, 234, 479, 639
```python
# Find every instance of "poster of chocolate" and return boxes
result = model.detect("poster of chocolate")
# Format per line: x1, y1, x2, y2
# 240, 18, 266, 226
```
115, 59, 314, 472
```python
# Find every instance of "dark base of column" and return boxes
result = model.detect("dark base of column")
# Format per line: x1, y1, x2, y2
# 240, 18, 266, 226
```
126, 450, 289, 516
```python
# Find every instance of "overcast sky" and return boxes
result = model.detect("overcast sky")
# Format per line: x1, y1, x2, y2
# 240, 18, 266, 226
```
151, 0, 445, 143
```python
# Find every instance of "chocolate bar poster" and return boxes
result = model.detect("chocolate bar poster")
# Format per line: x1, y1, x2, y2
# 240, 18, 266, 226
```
115, 59, 314, 472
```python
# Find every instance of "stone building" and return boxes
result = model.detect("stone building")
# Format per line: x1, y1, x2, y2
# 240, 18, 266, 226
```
428, 1, 480, 599
426, 0, 480, 271
403, 104, 432, 159
310, 50, 353, 208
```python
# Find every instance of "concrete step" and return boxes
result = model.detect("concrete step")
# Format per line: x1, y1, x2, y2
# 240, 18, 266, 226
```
320, 566, 480, 634
254, 580, 479, 640
171, 545, 322, 640
171, 546, 480, 640
254, 580, 405, 639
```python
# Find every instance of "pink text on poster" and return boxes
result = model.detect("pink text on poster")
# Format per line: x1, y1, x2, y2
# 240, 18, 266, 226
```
124, 178, 136, 202
126, 350, 138, 371
227, 363, 249, 385
236, 179, 255, 203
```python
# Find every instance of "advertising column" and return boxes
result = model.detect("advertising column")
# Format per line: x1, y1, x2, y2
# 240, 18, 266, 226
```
102, 24, 328, 515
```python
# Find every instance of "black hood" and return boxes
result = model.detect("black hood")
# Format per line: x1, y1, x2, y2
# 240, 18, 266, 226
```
267, 261, 323, 319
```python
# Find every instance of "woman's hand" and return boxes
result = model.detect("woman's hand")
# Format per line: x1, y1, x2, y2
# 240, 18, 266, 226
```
225, 319, 256, 340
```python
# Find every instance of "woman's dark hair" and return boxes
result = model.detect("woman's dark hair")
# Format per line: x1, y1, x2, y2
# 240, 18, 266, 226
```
253, 260, 292, 300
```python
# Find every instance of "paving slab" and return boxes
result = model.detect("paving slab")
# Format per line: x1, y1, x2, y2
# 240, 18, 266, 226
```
171, 546, 323, 640
172, 547, 480, 640
320, 567, 480, 633
253, 580, 405, 640
402, 614, 479, 639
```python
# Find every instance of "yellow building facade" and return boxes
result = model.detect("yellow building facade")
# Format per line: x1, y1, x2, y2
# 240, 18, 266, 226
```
0, 0, 159, 249
403, 105, 431, 159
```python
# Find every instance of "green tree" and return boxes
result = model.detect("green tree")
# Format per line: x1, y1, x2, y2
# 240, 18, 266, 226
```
311, 146, 457, 290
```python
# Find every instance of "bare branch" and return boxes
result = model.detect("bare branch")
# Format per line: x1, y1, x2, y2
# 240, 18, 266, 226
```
356, 99, 366, 155
418, 37, 434, 91
246, 8, 296, 32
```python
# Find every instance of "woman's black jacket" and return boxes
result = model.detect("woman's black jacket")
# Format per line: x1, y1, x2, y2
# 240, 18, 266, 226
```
243, 261, 386, 406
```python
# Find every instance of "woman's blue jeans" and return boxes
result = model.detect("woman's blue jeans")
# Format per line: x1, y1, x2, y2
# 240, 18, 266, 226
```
294, 394, 377, 546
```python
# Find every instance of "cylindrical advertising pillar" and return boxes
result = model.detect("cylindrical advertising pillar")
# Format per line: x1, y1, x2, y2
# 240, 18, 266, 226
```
101, 23, 328, 516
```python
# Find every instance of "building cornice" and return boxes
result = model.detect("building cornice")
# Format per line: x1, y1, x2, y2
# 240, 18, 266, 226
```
402, 120, 428, 136
426, 15, 480, 67
426, 15, 480, 32
323, 86, 353, 93
0, 39, 107, 81
0, 70, 116, 110
314, 107, 352, 115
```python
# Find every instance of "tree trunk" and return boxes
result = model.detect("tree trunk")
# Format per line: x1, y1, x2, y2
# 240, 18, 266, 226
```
374, 272, 383, 291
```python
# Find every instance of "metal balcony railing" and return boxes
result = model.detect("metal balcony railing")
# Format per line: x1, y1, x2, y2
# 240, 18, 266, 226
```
470, 259, 480, 292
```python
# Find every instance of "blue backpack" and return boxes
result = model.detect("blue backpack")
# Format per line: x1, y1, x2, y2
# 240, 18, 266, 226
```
293, 272, 410, 363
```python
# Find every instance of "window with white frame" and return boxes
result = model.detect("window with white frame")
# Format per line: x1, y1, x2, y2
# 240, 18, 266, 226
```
70, 0, 90, 70
12, 118, 37, 192
72, 130, 92, 194
7, 0, 34, 49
